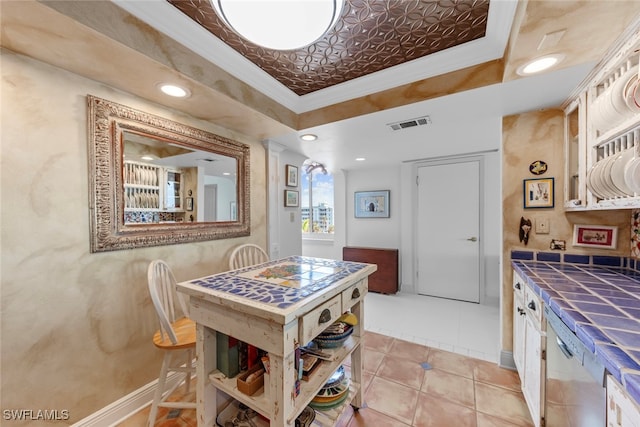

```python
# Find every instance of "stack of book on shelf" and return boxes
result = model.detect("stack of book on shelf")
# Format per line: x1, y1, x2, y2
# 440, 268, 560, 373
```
216, 333, 266, 379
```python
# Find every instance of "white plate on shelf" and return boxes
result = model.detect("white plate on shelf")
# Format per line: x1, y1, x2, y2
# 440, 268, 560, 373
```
624, 156, 640, 194
624, 73, 640, 112
611, 149, 635, 196
611, 67, 636, 117
600, 154, 621, 198
586, 161, 606, 199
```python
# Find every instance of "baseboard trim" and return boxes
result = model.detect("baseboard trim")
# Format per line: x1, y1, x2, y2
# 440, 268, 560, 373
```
71, 372, 183, 427
499, 350, 516, 371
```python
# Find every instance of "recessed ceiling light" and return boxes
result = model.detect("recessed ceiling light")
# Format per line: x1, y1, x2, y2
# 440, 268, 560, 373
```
355, 157, 366, 161
158, 83, 190, 98
223, 172, 231, 176
141, 155, 154, 161
300, 134, 318, 141
517, 54, 565, 76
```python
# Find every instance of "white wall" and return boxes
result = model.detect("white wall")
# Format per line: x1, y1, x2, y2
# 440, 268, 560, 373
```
264, 141, 306, 259
303, 122, 502, 302
398, 121, 502, 302
345, 167, 402, 248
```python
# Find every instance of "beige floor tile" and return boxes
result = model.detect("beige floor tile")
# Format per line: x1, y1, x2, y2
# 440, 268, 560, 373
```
347, 406, 412, 427
426, 348, 476, 378
364, 331, 395, 353
387, 338, 430, 363
413, 392, 477, 427
473, 359, 521, 392
365, 376, 419, 425
376, 354, 427, 390
475, 382, 534, 426
421, 368, 475, 409
362, 370, 374, 392
364, 348, 385, 374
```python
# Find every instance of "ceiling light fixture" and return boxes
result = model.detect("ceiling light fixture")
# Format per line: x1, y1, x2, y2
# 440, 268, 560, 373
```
355, 157, 365, 161
211, 0, 344, 50
300, 134, 318, 141
158, 83, 190, 98
517, 54, 565, 76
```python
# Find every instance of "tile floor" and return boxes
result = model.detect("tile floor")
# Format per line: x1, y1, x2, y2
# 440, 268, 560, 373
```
119, 294, 529, 426
364, 292, 500, 363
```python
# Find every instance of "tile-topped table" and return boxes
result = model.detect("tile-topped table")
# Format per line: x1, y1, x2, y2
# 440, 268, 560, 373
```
178, 256, 377, 426
512, 260, 640, 406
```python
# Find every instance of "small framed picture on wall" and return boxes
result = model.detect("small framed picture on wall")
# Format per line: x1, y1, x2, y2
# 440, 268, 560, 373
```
572, 224, 617, 249
286, 164, 298, 187
523, 177, 554, 208
284, 190, 299, 207
354, 190, 390, 218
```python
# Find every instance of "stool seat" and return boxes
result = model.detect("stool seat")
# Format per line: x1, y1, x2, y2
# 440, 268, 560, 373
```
153, 317, 195, 350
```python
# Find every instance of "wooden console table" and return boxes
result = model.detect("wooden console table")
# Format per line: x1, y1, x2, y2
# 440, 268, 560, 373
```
177, 256, 376, 426
343, 247, 398, 294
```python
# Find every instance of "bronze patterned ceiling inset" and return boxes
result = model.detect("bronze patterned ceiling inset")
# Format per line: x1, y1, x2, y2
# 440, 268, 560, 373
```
168, 0, 489, 96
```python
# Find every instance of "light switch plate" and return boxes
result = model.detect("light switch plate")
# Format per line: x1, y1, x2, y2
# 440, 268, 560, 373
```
536, 217, 550, 234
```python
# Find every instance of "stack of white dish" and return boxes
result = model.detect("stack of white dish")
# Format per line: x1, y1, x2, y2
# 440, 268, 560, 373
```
587, 147, 640, 199
591, 63, 640, 133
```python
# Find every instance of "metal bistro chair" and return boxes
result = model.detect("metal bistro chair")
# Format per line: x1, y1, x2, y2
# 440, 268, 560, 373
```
147, 260, 196, 426
228, 243, 269, 270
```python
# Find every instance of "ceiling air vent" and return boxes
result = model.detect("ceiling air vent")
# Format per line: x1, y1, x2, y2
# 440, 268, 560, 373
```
387, 115, 432, 131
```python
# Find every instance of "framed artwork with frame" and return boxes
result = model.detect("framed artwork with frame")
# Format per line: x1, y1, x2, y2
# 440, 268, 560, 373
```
523, 177, 554, 208
286, 164, 298, 187
284, 190, 299, 207
572, 224, 617, 249
354, 190, 390, 218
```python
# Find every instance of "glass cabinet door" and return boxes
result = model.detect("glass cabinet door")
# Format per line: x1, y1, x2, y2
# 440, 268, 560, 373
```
564, 93, 586, 209
165, 170, 182, 210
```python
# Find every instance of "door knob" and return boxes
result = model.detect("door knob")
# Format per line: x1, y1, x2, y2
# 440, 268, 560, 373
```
467, 237, 478, 242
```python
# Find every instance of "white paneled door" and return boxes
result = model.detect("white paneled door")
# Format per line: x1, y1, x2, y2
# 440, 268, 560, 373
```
416, 159, 481, 303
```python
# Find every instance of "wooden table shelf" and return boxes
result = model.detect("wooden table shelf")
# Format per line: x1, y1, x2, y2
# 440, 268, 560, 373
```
178, 256, 376, 426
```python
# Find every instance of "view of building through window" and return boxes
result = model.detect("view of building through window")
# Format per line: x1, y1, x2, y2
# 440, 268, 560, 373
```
301, 161, 334, 234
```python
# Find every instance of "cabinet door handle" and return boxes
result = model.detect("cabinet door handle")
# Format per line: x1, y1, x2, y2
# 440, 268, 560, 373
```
352, 288, 361, 299
515, 282, 521, 290
528, 301, 536, 311
318, 308, 332, 324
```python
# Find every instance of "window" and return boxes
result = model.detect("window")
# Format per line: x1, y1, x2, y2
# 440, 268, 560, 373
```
301, 161, 334, 234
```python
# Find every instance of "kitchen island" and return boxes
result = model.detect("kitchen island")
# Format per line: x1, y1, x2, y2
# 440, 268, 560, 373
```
177, 256, 376, 426
512, 256, 640, 419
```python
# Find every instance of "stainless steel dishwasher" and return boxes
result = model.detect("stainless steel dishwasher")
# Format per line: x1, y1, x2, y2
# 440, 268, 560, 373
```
544, 305, 607, 426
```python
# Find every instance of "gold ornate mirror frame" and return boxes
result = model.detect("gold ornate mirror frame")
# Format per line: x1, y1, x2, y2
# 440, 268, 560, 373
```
87, 95, 250, 252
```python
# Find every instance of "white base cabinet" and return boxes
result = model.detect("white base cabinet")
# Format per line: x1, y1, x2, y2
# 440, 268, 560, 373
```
608, 375, 640, 427
513, 271, 546, 427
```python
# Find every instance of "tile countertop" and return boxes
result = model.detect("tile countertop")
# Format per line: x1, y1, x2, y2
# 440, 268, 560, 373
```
512, 260, 640, 406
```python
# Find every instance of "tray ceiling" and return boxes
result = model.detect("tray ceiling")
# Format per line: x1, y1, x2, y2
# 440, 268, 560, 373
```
168, 0, 490, 96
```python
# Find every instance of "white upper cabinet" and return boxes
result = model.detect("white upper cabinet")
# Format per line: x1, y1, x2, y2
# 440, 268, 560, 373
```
565, 23, 640, 210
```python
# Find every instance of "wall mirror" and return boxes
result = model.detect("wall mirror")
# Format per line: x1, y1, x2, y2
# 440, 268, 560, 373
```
87, 95, 250, 252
